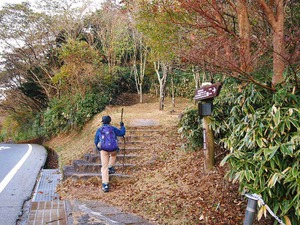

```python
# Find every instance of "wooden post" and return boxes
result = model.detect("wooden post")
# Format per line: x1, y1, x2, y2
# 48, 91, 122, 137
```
194, 82, 222, 171
202, 116, 215, 171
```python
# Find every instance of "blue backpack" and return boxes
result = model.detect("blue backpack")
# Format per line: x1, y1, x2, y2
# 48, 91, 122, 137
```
98, 126, 118, 151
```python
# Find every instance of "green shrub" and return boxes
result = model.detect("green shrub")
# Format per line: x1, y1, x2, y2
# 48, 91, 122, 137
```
73, 92, 109, 126
219, 84, 300, 224
40, 93, 109, 137
1, 113, 40, 142
178, 80, 300, 224
170, 70, 195, 98
4, 68, 131, 141
113, 67, 151, 94
178, 107, 203, 150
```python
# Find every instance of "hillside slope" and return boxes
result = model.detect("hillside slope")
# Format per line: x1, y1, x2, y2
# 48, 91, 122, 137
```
46, 93, 271, 225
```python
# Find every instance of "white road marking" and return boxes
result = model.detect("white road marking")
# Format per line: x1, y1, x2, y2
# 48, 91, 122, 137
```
0, 144, 32, 193
0, 146, 11, 150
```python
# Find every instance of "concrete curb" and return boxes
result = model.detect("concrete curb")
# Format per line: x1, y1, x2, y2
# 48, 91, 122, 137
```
66, 199, 154, 225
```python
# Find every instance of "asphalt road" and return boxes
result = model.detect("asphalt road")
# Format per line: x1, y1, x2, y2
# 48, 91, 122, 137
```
0, 144, 47, 225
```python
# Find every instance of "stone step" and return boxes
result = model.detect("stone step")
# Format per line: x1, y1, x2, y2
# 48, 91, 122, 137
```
84, 153, 133, 161
120, 140, 156, 146
84, 153, 137, 163
73, 160, 135, 173
118, 147, 151, 153
127, 125, 162, 130
126, 130, 161, 135
63, 166, 131, 181
124, 135, 154, 141
90, 147, 150, 154
62, 125, 163, 181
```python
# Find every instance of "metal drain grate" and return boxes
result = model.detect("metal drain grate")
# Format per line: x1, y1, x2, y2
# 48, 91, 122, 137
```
32, 169, 62, 202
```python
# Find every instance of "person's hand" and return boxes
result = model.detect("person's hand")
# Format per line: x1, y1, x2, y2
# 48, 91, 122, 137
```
120, 122, 124, 127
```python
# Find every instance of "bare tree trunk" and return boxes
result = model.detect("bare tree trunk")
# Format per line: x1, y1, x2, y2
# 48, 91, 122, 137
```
171, 75, 175, 109
237, 0, 252, 73
272, 0, 285, 86
131, 29, 148, 103
259, 0, 286, 86
139, 43, 147, 103
139, 83, 143, 103
133, 59, 144, 103
169, 65, 175, 109
159, 85, 165, 110
192, 66, 201, 89
154, 61, 168, 111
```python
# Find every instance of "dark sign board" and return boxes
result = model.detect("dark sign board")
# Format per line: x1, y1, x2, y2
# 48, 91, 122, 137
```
194, 82, 222, 100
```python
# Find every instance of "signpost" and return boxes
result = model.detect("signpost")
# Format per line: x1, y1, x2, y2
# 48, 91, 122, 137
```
194, 82, 222, 101
194, 82, 222, 171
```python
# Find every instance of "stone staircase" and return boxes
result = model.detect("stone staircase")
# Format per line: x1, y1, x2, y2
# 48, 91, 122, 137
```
62, 126, 162, 181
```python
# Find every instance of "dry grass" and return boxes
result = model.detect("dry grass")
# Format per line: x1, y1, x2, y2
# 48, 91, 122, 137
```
46, 94, 193, 168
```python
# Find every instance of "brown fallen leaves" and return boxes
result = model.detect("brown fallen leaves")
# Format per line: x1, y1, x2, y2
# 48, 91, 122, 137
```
53, 95, 273, 224
57, 126, 272, 224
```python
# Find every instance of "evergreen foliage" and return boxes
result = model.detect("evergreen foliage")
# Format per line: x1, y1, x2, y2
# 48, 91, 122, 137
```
41, 92, 109, 137
218, 84, 300, 224
178, 107, 202, 150
169, 70, 195, 99
179, 80, 300, 223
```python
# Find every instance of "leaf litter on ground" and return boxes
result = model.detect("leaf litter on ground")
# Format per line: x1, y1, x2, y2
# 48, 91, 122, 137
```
47, 93, 272, 225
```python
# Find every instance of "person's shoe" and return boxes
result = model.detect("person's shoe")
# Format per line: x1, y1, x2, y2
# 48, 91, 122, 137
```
108, 166, 116, 174
102, 183, 109, 192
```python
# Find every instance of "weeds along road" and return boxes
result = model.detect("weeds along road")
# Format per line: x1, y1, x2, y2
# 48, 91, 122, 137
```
0, 144, 47, 225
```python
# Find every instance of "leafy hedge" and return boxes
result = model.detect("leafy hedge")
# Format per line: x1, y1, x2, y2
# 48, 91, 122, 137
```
40, 92, 109, 137
218, 84, 300, 224
179, 81, 300, 224
178, 107, 202, 150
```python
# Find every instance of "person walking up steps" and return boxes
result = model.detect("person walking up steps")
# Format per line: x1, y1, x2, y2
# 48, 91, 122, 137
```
94, 115, 126, 192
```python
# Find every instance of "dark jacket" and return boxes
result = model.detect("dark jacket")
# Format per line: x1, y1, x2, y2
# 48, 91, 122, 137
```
94, 124, 126, 150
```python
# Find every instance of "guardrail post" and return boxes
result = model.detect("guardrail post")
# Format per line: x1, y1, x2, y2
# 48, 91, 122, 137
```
243, 194, 258, 225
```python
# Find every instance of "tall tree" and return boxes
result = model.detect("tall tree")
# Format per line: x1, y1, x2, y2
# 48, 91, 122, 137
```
87, 0, 133, 76
130, 24, 148, 103
0, 2, 56, 111
130, 0, 298, 91
0, 0, 96, 127
176, 0, 297, 89
52, 38, 105, 96
128, 0, 184, 109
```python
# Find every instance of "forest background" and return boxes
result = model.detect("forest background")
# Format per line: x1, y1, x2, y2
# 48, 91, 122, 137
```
0, 0, 299, 224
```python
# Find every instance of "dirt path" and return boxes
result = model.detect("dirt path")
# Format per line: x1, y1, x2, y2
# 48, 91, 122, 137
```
130, 119, 159, 126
